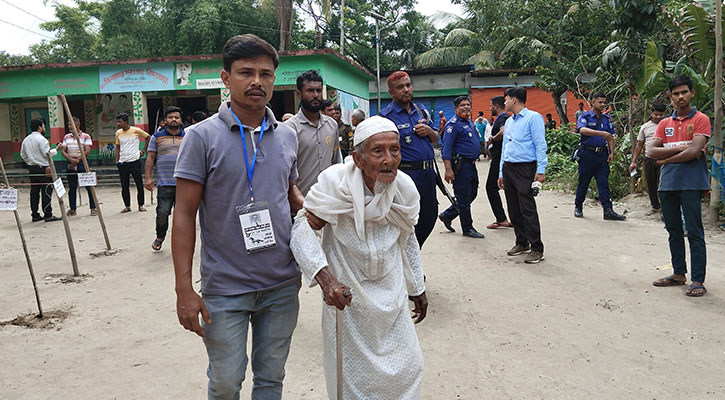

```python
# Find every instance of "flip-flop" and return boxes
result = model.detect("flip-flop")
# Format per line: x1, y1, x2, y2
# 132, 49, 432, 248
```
152, 238, 164, 251
686, 284, 707, 297
652, 276, 686, 287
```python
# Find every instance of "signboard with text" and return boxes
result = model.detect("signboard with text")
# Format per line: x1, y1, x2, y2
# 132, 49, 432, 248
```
0, 188, 18, 211
99, 63, 174, 93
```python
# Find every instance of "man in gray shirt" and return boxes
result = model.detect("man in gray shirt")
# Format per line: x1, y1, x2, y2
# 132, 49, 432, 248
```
284, 70, 339, 196
172, 34, 305, 400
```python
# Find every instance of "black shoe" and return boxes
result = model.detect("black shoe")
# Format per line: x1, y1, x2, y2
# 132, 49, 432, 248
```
603, 207, 626, 221
438, 213, 455, 232
462, 228, 485, 239
574, 207, 583, 218
32, 214, 44, 222
44, 215, 62, 222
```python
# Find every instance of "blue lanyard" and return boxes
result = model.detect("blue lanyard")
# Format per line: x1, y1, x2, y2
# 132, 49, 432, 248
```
229, 107, 266, 203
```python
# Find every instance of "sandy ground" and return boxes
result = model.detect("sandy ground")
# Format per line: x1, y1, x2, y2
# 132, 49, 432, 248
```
1, 160, 724, 400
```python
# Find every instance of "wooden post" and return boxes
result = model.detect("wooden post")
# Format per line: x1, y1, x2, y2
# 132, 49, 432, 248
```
60, 94, 112, 250
336, 308, 343, 400
709, 0, 723, 222
0, 157, 43, 317
47, 151, 80, 276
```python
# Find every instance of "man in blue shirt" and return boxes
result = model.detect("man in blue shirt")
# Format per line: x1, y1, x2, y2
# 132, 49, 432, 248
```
379, 71, 438, 247
496, 87, 547, 264
474, 111, 488, 159
438, 96, 484, 238
574, 93, 626, 220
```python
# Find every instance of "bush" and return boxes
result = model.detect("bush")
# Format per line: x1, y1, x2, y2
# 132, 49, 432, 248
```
544, 123, 631, 201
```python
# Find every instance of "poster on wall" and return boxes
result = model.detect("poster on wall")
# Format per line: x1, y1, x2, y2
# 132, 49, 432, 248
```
25, 108, 50, 138
96, 93, 133, 159
99, 63, 174, 93
336, 90, 370, 124
174, 61, 225, 90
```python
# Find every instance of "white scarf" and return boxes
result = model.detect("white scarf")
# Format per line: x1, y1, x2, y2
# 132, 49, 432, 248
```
303, 157, 420, 240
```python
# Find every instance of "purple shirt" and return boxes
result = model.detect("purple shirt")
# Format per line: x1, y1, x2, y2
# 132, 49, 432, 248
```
174, 102, 301, 295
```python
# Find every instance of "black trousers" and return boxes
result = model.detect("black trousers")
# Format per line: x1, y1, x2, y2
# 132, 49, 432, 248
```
643, 157, 661, 209
486, 153, 508, 223
28, 165, 53, 218
502, 161, 543, 253
118, 160, 144, 207
155, 186, 176, 238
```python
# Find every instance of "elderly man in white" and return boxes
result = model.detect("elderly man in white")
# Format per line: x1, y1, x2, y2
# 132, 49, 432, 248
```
291, 116, 428, 399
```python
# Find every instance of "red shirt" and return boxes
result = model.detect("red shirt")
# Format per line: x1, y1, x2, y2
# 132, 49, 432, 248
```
654, 108, 710, 151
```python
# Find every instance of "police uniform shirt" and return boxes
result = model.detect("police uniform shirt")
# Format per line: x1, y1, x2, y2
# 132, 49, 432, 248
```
379, 102, 435, 162
441, 115, 481, 160
576, 110, 614, 147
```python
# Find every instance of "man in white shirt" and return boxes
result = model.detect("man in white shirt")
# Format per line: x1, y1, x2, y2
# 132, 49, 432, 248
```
114, 113, 150, 213
20, 119, 62, 222
291, 116, 427, 399
629, 102, 667, 213
61, 117, 96, 216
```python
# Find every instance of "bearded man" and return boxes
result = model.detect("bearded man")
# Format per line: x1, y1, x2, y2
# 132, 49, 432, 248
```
285, 69, 340, 195
290, 115, 428, 399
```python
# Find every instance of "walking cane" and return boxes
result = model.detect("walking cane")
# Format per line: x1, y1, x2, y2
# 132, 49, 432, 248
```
336, 289, 352, 400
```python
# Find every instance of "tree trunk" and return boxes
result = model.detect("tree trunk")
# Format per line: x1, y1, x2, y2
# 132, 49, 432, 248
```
275, 0, 293, 51
629, 86, 636, 194
552, 89, 569, 126
709, 0, 723, 221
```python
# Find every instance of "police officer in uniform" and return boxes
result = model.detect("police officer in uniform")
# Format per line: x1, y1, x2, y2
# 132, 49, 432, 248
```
574, 92, 626, 220
438, 96, 484, 238
379, 70, 438, 248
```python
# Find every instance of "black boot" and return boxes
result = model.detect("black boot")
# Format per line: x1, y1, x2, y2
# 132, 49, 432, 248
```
574, 207, 583, 218
603, 206, 626, 221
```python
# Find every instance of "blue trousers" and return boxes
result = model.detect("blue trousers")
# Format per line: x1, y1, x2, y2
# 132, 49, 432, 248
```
575, 149, 612, 208
659, 190, 707, 283
441, 162, 479, 232
202, 280, 301, 400
401, 168, 438, 248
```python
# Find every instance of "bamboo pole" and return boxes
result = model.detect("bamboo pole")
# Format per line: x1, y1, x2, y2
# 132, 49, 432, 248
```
0, 157, 43, 317
709, 0, 723, 222
59, 94, 112, 250
47, 151, 80, 276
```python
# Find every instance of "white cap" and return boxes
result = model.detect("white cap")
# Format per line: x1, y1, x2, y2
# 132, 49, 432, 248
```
353, 116, 399, 147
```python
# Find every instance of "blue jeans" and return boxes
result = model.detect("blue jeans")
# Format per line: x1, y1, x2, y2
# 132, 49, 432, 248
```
441, 162, 479, 232
659, 190, 707, 283
202, 280, 301, 400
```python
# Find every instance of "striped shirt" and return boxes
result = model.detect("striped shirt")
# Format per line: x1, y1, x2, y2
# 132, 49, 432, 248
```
148, 128, 185, 187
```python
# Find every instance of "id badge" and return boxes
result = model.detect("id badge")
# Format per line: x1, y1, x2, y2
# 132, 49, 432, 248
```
236, 201, 277, 253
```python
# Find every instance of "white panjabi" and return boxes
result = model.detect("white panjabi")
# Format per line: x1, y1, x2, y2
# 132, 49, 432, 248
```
290, 157, 426, 400
352, 115, 399, 146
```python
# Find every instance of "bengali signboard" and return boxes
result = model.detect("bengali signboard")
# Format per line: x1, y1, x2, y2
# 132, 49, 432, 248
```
0, 188, 18, 211
99, 63, 174, 93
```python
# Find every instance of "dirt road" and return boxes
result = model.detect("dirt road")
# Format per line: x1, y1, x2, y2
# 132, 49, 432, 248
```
1, 162, 724, 399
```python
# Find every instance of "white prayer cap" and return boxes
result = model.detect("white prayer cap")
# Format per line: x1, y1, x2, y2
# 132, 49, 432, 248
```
353, 116, 399, 147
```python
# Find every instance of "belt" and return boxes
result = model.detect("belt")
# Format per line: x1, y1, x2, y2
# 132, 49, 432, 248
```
398, 160, 435, 170
583, 145, 608, 153
460, 157, 477, 163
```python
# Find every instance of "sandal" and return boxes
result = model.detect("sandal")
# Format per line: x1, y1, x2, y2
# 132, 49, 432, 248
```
686, 284, 707, 297
120, 207, 132, 213
152, 238, 164, 251
487, 221, 513, 229
652, 276, 686, 287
